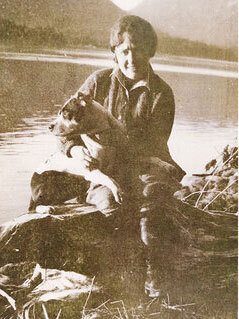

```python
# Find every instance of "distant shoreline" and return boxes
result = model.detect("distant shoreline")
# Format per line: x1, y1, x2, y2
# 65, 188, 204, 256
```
0, 44, 237, 66
0, 49, 237, 79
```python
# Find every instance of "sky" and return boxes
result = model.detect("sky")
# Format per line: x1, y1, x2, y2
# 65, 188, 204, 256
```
111, 0, 143, 11
111, 0, 237, 48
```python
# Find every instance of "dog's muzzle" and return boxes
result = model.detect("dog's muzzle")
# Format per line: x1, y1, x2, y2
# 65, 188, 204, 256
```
49, 123, 55, 131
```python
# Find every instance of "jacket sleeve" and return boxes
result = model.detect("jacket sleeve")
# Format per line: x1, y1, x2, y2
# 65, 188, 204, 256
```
146, 86, 186, 180
129, 86, 175, 161
150, 86, 175, 148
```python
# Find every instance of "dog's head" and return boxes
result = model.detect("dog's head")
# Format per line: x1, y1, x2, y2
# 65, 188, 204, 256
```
49, 92, 94, 137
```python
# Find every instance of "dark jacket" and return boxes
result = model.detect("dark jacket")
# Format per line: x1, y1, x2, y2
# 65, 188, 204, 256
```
61, 65, 185, 180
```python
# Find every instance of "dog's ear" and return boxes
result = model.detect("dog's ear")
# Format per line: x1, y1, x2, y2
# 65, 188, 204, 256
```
60, 98, 84, 121
74, 98, 86, 122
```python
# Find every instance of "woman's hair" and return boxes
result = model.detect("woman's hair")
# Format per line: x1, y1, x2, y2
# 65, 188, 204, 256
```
110, 15, 158, 58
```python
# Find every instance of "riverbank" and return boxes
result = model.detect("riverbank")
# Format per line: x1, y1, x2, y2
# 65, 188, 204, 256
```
0, 195, 237, 318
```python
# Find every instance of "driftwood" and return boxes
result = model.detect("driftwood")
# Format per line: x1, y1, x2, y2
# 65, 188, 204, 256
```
176, 145, 238, 214
0, 200, 237, 318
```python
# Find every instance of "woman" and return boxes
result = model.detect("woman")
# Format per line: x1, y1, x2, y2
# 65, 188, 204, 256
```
61, 15, 185, 297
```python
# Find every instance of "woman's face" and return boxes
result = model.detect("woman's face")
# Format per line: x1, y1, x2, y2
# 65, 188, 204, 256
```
114, 32, 150, 81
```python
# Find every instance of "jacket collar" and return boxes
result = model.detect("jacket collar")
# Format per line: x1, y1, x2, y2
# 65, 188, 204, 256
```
110, 64, 152, 92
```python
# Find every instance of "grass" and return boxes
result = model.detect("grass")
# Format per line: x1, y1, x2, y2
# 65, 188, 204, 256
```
18, 292, 237, 319
1, 258, 237, 319
20, 298, 199, 319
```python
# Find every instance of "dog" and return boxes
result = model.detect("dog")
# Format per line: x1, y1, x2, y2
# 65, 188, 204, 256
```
29, 92, 181, 215
29, 92, 129, 214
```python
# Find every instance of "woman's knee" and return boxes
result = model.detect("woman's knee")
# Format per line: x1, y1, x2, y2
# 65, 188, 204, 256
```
86, 185, 119, 213
141, 179, 181, 202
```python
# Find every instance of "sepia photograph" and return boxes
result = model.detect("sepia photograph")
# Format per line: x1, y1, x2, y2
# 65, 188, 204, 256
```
0, 0, 237, 317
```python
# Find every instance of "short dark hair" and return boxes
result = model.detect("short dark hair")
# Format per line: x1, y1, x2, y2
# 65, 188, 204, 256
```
110, 15, 158, 58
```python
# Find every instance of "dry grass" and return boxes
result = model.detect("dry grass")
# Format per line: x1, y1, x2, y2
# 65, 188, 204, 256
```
34, 297, 200, 319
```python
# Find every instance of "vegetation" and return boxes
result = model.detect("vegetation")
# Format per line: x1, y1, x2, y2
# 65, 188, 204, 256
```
157, 34, 238, 62
175, 145, 238, 214
0, 18, 107, 49
0, 18, 237, 61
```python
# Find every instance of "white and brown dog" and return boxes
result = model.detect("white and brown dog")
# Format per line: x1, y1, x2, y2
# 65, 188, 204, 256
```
29, 92, 180, 214
29, 92, 128, 214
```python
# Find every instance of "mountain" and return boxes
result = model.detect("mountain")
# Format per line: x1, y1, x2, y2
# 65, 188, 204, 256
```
0, 0, 124, 46
0, 0, 237, 60
131, 0, 237, 48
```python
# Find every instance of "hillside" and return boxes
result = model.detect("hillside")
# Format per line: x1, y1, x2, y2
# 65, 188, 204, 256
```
0, 0, 237, 61
131, 0, 238, 48
0, 0, 124, 46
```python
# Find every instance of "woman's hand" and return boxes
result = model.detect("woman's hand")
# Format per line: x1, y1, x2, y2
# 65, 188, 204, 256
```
70, 146, 98, 171
110, 180, 124, 204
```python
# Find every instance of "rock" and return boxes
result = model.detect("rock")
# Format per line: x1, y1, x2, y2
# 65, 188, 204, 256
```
0, 204, 149, 316
0, 262, 101, 317
0, 205, 146, 308
0, 205, 145, 284
0, 189, 237, 317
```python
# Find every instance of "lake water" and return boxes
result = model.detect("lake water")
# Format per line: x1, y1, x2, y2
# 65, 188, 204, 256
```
0, 52, 237, 224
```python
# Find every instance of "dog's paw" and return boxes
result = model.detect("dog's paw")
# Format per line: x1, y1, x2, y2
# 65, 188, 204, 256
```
100, 206, 120, 217
111, 184, 124, 204
35, 205, 55, 214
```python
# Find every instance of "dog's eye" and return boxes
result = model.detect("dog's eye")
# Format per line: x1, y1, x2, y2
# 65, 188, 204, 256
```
62, 110, 71, 120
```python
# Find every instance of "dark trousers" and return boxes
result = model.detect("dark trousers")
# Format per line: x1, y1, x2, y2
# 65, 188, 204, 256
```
29, 163, 181, 290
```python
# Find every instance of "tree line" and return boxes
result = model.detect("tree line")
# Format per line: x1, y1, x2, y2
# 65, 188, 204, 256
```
0, 18, 237, 61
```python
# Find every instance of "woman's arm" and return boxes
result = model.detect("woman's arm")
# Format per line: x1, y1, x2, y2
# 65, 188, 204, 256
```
140, 85, 186, 180
149, 86, 175, 152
